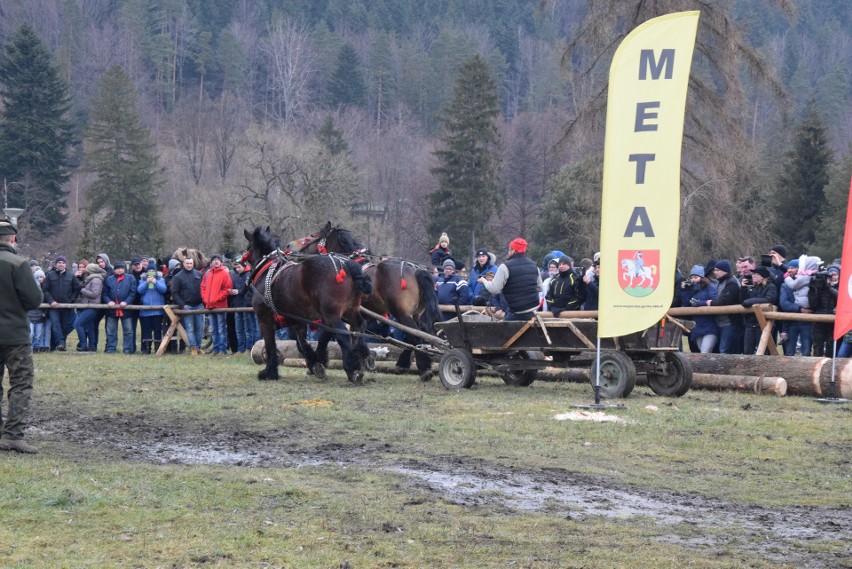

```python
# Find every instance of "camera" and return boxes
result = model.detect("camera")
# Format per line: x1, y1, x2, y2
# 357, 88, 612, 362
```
760, 254, 772, 267
742, 275, 753, 285
811, 270, 829, 287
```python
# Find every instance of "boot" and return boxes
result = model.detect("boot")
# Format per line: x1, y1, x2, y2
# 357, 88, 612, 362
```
141, 340, 151, 355
190, 347, 199, 356
0, 437, 39, 454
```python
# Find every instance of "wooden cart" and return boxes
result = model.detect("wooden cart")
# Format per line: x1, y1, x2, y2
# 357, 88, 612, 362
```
433, 314, 694, 398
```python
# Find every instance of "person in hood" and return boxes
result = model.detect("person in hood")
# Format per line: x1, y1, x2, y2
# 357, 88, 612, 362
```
468, 248, 497, 300
136, 262, 167, 354
779, 255, 821, 356
73, 263, 107, 351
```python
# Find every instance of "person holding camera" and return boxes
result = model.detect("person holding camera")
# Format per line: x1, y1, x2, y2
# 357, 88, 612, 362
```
809, 264, 840, 357
680, 265, 719, 353
740, 266, 778, 355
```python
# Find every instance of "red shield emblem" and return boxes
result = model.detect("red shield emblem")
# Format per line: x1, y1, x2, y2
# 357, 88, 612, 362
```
617, 249, 659, 297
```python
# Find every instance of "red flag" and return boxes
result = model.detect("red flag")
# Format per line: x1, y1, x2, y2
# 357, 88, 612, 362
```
834, 176, 852, 340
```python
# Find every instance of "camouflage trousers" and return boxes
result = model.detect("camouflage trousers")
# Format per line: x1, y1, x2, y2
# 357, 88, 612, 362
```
0, 344, 35, 440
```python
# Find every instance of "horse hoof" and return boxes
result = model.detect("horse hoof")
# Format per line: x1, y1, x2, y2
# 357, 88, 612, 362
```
419, 370, 434, 382
312, 363, 327, 380
349, 371, 364, 385
258, 371, 280, 381
364, 356, 377, 372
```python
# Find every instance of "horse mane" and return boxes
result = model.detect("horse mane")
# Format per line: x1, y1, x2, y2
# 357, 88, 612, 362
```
329, 227, 366, 255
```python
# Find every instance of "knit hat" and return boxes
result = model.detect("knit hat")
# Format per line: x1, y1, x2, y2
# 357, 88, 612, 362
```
210, 254, 222, 262
827, 265, 841, 275
753, 266, 771, 279
714, 259, 732, 274
33, 269, 45, 280
548, 259, 559, 268
113, 261, 126, 270
689, 265, 705, 277
29, 259, 39, 267
509, 238, 528, 253
148, 257, 157, 268
770, 244, 787, 258
438, 232, 449, 245
442, 259, 455, 269
168, 259, 180, 271
55, 256, 67, 264
558, 255, 573, 266
788, 259, 799, 268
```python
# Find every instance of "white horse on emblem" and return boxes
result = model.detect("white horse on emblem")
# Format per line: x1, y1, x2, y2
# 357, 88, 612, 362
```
621, 258, 656, 288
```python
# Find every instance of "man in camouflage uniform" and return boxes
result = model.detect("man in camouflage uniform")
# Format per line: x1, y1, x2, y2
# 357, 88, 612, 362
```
0, 217, 43, 454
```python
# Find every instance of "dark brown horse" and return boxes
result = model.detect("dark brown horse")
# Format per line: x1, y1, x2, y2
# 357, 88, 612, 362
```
243, 226, 373, 384
285, 222, 441, 380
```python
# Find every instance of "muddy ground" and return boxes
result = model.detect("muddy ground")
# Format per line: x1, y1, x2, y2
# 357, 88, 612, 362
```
30, 406, 852, 569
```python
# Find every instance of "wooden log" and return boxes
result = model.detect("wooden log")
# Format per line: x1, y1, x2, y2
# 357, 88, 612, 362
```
683, 353, 852, 398
692, 373, 787, 396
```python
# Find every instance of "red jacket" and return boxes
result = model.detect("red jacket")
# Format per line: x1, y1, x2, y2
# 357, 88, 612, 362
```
201, 265, 232, 309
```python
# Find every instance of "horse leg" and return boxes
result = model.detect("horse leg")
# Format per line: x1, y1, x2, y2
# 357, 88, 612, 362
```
257, 312, 279, 381
295, 325, 325, 380
330, 318, 363, 385
397, 313, 433, 381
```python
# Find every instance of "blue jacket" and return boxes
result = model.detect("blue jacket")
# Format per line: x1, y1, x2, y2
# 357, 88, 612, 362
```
779, 283, 800, 313
436, 274, 469, 306
102, 273, 138, 317
680, 282, 719, 338
136, 273, 167, 317
468, 259, 497, 300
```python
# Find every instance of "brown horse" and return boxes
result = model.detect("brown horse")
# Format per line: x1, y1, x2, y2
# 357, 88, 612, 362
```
285, 222, 441, 380
243, 226, 373, 384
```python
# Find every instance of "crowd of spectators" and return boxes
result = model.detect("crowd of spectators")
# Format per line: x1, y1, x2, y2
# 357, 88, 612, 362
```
27, 253, 259, 356
429, 234, 845, 357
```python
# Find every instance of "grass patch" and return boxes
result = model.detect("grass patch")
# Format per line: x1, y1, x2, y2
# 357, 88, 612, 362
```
0, 351, 846, 567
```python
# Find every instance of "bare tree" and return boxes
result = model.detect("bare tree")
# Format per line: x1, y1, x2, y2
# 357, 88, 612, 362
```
211, 92, 247, 181
260, 18, 316, 127
172, 95, 208, 185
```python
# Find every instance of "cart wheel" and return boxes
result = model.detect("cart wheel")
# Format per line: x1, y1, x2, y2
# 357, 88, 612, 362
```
439, 348, 477, 390
500, 352, 537, 387
647, 352, 693, 397
589, 351, 636, 398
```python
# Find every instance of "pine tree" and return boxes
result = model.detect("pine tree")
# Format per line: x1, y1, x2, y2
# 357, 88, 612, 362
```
0, 23, 74, 237
773, 104, 834, 255
317, 115, 349, 156
428, 54, 504, 248
81, 66, 163, 259
327, 44, 366, 108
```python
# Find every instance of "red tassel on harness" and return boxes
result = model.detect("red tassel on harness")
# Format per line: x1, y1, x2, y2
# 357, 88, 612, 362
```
336, 268, 346, 283
400, 278, 407, 290
318, 244, 328, 255
274, 314, 287, 329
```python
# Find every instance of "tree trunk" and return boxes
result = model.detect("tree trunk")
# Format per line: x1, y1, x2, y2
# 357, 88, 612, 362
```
692, 373, 787, 396
683, 353, 852, 398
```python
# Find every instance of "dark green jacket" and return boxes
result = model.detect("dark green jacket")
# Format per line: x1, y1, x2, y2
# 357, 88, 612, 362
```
0, 242, 44, 345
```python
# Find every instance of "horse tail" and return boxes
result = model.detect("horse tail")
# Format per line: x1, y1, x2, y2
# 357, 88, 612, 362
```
346, 260, 373, 296
415, 268, 441, 333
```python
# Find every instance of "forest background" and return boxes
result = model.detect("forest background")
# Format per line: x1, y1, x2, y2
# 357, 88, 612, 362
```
0, 0, 849, 270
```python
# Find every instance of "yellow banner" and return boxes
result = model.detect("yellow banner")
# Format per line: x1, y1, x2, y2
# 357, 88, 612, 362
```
598, 11, 699, 338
